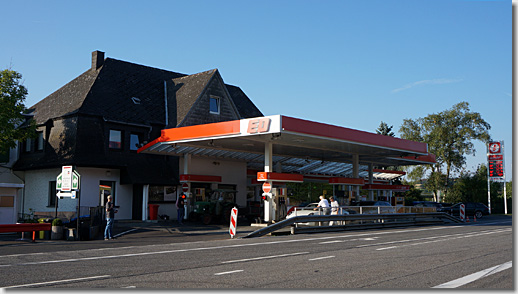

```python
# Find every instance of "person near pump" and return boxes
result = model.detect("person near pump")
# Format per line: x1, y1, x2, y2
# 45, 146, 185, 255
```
329, 196, 340, 225
314, 195, 331, 215
176, 193, 185, 225
104, 195, 116, 240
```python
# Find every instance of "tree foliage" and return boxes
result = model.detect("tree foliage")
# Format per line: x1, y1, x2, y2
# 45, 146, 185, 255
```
376, 121, 395, 137
399, 102, 491, 198
0, 69, 36, 153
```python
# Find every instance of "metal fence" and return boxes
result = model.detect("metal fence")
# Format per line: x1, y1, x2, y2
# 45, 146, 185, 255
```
244, 210, 462, 238
290, 205, 438, 216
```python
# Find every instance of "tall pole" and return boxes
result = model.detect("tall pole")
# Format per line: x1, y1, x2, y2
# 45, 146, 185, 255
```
487, 144, 491, 214
502, 141, 507, 214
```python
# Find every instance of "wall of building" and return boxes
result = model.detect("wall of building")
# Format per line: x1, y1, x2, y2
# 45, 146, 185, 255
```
22, 167, 134, 221
180, 156, 248, 207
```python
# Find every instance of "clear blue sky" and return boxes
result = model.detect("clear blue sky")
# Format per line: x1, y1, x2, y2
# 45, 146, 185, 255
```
2, 0, 513, 179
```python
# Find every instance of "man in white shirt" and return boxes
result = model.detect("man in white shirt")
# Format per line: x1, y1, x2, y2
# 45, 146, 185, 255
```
314, 195, 331, 215
329, 196, 340, 225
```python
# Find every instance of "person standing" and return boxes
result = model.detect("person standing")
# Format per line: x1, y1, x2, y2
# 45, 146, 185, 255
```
314, 195, 331, 215
329, 196, 340, 225
176, 194, 185, 225
104, 195, 115, 240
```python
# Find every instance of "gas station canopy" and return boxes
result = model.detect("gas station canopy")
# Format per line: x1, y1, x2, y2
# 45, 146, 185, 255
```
138, 115, 435, 180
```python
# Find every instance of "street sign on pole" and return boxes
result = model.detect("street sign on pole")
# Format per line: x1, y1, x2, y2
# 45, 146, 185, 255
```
61, 166, 73, 192
182, 183, 189, 193
262, 182, 272, 193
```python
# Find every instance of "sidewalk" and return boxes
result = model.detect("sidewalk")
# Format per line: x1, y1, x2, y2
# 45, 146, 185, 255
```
0, 220, 264, 245
113, 219, 260, 237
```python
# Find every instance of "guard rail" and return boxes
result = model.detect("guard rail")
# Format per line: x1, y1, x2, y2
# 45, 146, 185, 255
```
243, 212, 462, 238
0, 223, 52, 242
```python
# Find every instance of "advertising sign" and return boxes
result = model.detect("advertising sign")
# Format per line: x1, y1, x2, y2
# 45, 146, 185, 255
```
487, 141, 505, 180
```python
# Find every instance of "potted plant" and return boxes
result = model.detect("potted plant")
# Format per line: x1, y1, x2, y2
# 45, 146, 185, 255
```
51, 218, 63, 240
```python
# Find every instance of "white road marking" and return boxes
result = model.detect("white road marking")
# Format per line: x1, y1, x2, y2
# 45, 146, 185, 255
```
374, 228, 511, 251
215, 270, 244, 275
221, 252, 309, 264
433, 261, 512, 288
4, 275, 111, 288
308, 255, 335, 261
114, 228, 138, 238
319, 236, 379, 244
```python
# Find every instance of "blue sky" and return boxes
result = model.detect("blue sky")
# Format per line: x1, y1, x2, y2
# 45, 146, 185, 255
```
2, 0, 512, 178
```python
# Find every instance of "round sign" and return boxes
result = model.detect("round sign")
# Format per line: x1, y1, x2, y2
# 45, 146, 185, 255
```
262, 182, 272, 193
182, 183, 189, 192
489, 142, 501, 154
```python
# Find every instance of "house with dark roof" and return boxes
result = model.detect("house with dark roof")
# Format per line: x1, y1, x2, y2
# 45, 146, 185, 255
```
11, 51, 262, 222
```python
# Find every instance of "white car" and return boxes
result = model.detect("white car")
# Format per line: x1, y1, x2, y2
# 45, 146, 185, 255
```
286, 202, 348, 226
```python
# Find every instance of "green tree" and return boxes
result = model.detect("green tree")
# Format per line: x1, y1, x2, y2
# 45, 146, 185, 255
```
376, 121, 395, 137
0, 69, 36, 154
399, 102, 491, 199
445, 164, 488, 203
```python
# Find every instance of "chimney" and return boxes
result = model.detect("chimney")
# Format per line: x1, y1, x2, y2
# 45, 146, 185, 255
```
92, 50, 105, 70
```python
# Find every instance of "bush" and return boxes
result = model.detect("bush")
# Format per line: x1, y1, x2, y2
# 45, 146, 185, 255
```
52, 218, 63, 226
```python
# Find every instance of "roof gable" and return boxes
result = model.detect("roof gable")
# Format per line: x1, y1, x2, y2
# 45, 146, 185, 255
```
173, 69, 242, 127
172, 69, 217, 127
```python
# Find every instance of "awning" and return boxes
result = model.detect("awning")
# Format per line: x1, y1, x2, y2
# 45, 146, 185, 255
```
138, 115, 435, 179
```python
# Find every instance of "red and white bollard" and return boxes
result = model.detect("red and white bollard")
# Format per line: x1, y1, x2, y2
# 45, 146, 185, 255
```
229, 207, 238, 239
460, 204, 465, 222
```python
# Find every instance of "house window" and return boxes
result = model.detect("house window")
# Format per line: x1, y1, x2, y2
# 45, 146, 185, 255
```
209, 96, 220, 114
100, 181, 116, 207
36, 132, 44, 151
149, 185, 177, 202
0, 147, 9, 163
24, 138, 32, 153
109, 130, 122, 149
130, 133, 141, 151
48, 181, 56, 207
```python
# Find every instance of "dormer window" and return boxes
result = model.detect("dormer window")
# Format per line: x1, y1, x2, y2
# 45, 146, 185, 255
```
131, 97, 141, 104
209, 96, 220, 114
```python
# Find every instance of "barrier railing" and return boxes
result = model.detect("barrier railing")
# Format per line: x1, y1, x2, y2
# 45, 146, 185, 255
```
290, 205, 437, 216
0, 223, 52, 242
243, 212, 462, 238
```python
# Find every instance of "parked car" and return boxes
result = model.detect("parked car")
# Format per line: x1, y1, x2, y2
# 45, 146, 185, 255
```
355, 201, 395, 214
286, 202, 349, 226
413, 201, 444, 211
448, 202, 490, 219
286, 202, 315, 215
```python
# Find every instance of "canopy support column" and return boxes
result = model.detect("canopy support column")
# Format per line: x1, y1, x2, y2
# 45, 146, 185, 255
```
352, 154, 360, 202
142, 184, 149, 221
368, 163, 374, 201
264, 142, 274, 222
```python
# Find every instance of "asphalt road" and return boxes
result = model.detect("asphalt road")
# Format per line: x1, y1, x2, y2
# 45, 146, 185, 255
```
0, 215, 512, 290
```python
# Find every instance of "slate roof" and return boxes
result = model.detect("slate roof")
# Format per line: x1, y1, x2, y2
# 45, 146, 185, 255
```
28, 55, 263, 125
172, 69, 218, 127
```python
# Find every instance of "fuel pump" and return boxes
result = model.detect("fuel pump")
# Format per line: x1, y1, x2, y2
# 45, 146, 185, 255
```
184, 192, 193, 220
262, 187, 288, 223
272, 188, 287, 221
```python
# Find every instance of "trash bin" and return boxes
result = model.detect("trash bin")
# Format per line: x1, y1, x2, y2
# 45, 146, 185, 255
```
38, 218, 51, 240
148, 204, 159, 220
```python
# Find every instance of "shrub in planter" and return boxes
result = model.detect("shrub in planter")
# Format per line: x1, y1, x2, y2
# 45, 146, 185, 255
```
51, 218, 64, 240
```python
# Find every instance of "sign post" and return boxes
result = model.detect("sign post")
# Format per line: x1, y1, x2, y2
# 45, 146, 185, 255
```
56, 166, 81, 240
487, 141, 506, 214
